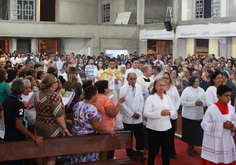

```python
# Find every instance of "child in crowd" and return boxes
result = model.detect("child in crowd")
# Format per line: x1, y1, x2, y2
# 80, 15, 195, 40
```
201, 85, 236, 165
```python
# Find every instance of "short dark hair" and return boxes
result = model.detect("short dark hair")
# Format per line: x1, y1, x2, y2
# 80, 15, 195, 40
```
188, 76, 198, 86
217, 85, 232, 96
210, 71, 222, 86
82, 80, 93, 90
59, 76, 66, 85
6, 69, 16, 83
34, 62, 43, 69
109, 58, 116, 63
207, 69, 213, 79
47, 67, 56, 74
94, 80, 108, 94
131, 58, 138, 63
65, 62, 73, 67
84, 86, 98, 100
26, 69, 36, 77
37, 70, 44, 79
153, 66, 161, 73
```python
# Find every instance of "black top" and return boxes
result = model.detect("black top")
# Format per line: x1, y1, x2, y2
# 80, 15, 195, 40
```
3, 94, 27, 141
76, 64, 86, 80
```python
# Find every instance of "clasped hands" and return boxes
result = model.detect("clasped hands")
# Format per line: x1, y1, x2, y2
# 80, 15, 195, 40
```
224, 120, 235, 132
132, 113, 140, 119
161, 110, 170, 116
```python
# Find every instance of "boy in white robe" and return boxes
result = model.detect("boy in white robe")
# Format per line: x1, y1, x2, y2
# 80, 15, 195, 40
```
201, 85, 236, 165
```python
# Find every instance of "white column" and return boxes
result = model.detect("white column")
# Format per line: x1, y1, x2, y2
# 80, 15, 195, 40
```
60, 38, 65, 54
226, 37, 232, 58
98, 0, 101, 23
177, 39, 187, 58
172, 0, 179, 59
139, 39, 147, 55
219, 38, 227, 57
137, 0, 145, 25
35, 0, 40, 21
221, 0, 227, 17
31, 39, 38, 53
10, 38, 17, 53
181, 0, 187, 21
91, 37, 100, 56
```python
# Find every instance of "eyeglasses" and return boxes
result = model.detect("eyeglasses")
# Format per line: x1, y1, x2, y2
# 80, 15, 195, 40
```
162, 77, 170, 80
156, 85, 166, 87
54, 81, 58, 84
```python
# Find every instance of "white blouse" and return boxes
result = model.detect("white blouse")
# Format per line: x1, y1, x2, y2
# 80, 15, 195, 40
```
180, 86, 206, 120
205, 86, 218, 108
144, 93, 176, 131
94, 68, 104, 82
166, 85, 180, 120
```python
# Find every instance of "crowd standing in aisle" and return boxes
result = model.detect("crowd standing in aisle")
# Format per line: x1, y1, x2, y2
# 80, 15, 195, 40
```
1, 51, 236, 165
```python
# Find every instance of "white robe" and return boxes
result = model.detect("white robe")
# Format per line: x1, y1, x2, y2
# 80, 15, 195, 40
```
201, 103, 236, 164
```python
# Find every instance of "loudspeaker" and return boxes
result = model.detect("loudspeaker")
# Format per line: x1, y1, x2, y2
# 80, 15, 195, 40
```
164, 21, 172, 31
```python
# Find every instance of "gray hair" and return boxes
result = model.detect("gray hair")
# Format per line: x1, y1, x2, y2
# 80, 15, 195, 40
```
27, 61, 35, 66
142, 64, 151, 73
23, 79, 31, 85
11, 78, 25, 94
127, 72, 137, 78
120, 64, 126, 69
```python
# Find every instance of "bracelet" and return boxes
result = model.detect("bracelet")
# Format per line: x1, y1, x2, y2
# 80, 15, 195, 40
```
118, 102, 122, 105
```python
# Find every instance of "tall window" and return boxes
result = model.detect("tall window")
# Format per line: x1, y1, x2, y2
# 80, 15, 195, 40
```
12, 0, 35, 21
196, 0, 204, 18
195, 0, 221, 18
212, 0, 221, 17
102, 3, 110, 23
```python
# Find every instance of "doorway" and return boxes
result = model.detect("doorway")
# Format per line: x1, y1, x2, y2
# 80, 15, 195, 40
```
38, 39, 59, 54
40, 0, 55, 21
0, 39, 10, 54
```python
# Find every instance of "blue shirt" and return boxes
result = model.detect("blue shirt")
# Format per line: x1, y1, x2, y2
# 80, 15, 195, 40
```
3, 94, 27, 141
85, 65, 96, 78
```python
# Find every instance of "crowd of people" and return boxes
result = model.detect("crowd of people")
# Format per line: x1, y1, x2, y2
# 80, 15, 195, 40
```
0, 51, 236, 165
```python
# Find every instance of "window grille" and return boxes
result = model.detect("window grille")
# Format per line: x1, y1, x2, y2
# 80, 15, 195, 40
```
12, 0, 35, 21
212, 0, 220, 17
102, 3, 110, 23
196, 0, 204, 18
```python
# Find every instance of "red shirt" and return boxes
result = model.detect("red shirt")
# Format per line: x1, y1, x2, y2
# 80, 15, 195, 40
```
0, 102, 3, 111
215, 101, 228, 115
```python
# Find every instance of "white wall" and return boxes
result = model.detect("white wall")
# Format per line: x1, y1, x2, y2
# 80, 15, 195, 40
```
55, 0, 98, 23
176, 22, 236, 38
64, 38, 91, 55
100, 38, 138, 55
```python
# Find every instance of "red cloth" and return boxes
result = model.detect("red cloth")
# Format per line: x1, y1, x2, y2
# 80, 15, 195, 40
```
215, 101, 229, 115
201, 158, 236, 165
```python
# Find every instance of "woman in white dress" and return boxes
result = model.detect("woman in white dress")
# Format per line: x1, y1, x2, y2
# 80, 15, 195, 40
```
162, 72, 180, 159
205, 70, 223, 107
144, 79, 176, 165
180, 75, 206, 156
94, 61, 104, 82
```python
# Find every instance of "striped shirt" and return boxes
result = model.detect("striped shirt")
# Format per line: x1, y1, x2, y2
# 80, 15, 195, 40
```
85, 65, 96, 78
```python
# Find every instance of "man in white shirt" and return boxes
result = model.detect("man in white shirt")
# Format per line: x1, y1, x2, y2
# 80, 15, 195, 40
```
56, 55, 65, 75
153, 54, 164, 69
125, 58, 143, 84
43, 54, 50, 73
120, 72, 144, 156
60, 62, 82, 84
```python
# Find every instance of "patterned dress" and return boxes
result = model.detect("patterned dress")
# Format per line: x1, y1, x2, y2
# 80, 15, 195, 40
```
34, 90, 65, 137
70, 102, 102, 163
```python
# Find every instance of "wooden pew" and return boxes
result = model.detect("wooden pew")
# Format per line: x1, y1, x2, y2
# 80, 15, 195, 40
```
0, 131, 144, 165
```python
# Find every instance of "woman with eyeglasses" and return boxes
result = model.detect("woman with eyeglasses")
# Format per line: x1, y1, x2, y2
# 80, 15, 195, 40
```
34, 74, 72, 165
180, 76, 206, 156
144, 79, 176, 165
162, 72, 180, 159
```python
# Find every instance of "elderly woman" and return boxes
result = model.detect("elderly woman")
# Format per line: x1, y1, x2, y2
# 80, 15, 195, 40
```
120, 65, 126, 83
71, 86, 115, 163
162, 72, 180, 159
93, 80, 125, 160
34, 74, 72, 165
180, 76, 206, 156
205, 70, 223, 107
144, 79, 176, 165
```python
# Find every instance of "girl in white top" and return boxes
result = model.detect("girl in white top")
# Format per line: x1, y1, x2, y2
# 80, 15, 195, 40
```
94, 61, 104, 82
120, 65, 126, 84
181, 76, 206, 156
205, 70, 223, 107
144, 79, 176, 165
162, 72, 180, 159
